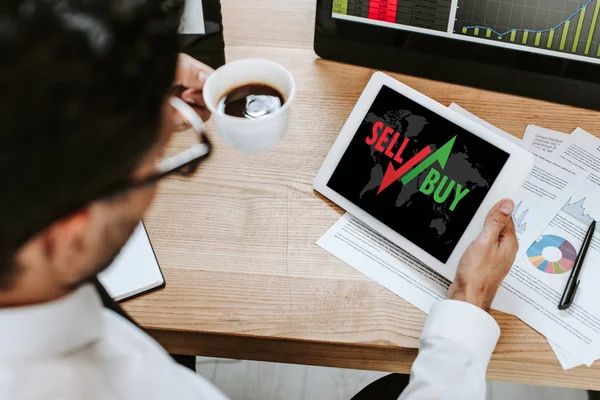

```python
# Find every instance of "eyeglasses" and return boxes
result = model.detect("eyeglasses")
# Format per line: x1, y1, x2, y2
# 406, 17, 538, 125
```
114, 96, 212, 192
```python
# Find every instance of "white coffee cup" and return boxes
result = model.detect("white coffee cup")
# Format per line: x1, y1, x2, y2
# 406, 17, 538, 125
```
202, 59, 296, 153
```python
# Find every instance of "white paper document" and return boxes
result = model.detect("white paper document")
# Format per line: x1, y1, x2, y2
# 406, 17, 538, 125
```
548, 338, 587, 370
510, 163, 586, 260
498, 177, 600, 366
522, 125, 567, 155
518, 126, 588, 369
499, 128, 600, 367
317, 214, 449, 314
551, 128, 600, 183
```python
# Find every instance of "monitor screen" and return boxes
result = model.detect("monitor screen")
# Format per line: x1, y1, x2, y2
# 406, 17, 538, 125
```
326, 85, 509, 262
331, 0, 600, 65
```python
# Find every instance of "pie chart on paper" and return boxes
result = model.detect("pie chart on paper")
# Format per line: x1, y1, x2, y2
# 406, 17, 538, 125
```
527, 235, 577, 274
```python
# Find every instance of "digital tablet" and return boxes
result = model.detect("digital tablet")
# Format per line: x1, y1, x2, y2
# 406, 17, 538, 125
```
314, 72, 534, 280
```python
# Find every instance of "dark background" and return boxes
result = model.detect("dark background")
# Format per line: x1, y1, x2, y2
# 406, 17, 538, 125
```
327, 85, 509, 262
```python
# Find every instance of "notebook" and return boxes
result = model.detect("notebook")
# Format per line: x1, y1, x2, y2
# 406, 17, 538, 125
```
98, 222, 165, 302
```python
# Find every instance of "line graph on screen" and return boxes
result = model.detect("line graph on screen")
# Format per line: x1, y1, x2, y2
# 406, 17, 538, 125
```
455, 0, 600, 57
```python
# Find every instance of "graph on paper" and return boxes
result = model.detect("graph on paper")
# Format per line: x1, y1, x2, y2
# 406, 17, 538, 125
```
512, 200, 529, 236
562, 196, 595, 224
455, 0, 600, 58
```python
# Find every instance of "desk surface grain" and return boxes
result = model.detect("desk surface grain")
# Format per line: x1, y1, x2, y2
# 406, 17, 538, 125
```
124, 0, 600, 390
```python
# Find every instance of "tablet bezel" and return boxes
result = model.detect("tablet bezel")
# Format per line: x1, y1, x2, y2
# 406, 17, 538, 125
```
314, 72, 534, 281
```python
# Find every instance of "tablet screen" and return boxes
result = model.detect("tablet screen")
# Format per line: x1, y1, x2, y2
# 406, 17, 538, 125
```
327, 85, 509, 262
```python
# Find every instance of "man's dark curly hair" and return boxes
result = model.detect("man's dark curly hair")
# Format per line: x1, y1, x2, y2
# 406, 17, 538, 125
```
0, 0, 184, 288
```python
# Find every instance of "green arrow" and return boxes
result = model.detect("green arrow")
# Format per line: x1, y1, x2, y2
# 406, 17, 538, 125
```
400, 136, 456, 185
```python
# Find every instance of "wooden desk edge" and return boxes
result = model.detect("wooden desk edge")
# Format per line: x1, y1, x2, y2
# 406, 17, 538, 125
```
149, 329, 600, 390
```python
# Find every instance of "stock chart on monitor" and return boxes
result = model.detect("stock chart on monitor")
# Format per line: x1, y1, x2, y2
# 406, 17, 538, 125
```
332, 0, 600, 64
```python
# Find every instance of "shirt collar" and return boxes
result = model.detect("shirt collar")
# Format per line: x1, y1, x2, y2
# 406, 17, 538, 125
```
0, 284, 103, 362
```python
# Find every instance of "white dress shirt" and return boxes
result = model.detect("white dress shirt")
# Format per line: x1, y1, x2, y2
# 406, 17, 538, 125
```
0, 285, 499, 400
399, 300, 501, 399
0, 284, 228, 400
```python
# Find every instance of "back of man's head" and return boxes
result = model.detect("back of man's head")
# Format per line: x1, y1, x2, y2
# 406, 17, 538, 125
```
0, 0, 183, 288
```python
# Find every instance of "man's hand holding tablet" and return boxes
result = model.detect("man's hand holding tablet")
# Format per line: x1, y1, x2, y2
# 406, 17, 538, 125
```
314, 72, 534, 281
451, 199, 518, 311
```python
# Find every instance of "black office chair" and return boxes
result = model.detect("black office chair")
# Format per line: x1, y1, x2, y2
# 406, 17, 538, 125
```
352, 376, 600, 400
351, 374, 410, 400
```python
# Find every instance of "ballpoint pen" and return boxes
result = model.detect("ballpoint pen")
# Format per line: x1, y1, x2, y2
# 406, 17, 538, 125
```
558, 220, 596, 310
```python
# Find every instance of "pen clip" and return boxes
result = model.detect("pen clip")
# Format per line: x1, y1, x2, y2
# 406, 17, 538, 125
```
559, 280, 579, 310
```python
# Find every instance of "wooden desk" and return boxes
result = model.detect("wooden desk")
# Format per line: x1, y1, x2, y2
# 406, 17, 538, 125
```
125, 0, 600, 390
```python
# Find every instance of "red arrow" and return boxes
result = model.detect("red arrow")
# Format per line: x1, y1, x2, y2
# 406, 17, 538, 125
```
377, 145, 432, 195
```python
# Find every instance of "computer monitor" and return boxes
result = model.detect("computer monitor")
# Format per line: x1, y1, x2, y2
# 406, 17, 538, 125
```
179, 0, 226, 69
314, 0, 600, 111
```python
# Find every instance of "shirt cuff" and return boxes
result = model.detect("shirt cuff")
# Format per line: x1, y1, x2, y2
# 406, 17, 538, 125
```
422, 300, 501, 365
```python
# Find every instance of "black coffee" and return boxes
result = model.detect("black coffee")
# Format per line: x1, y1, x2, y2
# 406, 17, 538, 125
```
218, 84, 284, 119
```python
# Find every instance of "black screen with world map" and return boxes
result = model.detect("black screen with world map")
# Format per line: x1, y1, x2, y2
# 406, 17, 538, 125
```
327, 85, 510, 262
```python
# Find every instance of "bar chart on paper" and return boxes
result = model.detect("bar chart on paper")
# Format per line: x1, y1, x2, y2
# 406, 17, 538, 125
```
455, 0, 600, 58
